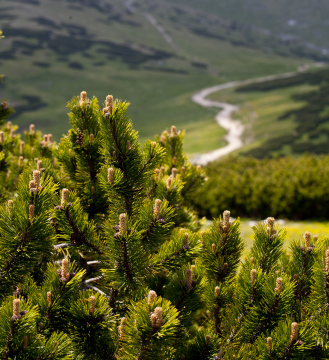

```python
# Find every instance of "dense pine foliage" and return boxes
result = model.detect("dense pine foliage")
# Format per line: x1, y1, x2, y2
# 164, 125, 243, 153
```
193, 155, 329, 220
1, 90, 329, 359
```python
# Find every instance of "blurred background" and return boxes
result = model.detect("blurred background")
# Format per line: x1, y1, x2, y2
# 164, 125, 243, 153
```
1, 0, 329, 237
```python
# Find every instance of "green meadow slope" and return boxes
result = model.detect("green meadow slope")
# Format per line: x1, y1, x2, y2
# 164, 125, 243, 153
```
209, 66, 329, 157
0, 0, 327, 153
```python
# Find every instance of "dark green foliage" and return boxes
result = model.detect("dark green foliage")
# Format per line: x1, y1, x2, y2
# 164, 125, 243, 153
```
193, 155, 329, 220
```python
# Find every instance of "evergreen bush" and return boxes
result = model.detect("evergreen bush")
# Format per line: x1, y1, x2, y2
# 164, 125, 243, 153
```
193, 155, 329, 220
1, 89, 329, 359
2, 31, 329, 360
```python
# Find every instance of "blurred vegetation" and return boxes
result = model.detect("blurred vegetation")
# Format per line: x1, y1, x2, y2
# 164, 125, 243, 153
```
193, 155, 329, 220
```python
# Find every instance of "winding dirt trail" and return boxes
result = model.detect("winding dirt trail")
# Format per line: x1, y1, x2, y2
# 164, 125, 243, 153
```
191, 68, 321, 165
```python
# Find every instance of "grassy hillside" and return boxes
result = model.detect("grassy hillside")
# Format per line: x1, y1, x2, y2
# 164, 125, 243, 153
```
169, 0, 329, 50
209, 66, 329, 157
0, 0, 320, 154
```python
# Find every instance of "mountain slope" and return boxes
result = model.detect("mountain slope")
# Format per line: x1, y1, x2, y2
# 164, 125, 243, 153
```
0, 0, 325, 153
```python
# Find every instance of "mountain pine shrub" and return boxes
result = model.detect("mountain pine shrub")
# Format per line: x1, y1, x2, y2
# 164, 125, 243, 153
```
1, 23, 329, 355
1, 89, 329, 359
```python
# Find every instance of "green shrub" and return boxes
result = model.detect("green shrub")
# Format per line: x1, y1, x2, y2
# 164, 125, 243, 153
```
193, 155, 329, 220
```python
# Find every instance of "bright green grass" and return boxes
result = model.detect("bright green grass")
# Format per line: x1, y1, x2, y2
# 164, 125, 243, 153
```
240, 219, 329, 255
204, 219, 329, 257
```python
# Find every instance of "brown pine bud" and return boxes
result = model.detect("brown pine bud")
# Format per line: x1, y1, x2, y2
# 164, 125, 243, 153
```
89, 134, 94, 143
106, 95, 113, 114
171, 125, 177, 137
39, 322, 44, 331
212, 243, 216, 254
266, 217, 275, 233
276, 278, 283, 294
215, 286, 220, 298
172, 167, 177, 180
119, 213, 126, 234
251, 269, 256, 285
154, 307, 165, 327
154, 199, 162, 219
160, 166, 165, 176
29, 124, 35, 135
191, 264, 196, 274
89, 296, 96, 315
313, 234, 318, 242
148, 290, 157, 305
251, 257, 255, 264
0, 131, 4, 144
10, 129, 15, 138
29, 180, 36, 189
127, 140, 131, 152
8, 200, 13, 213
267, 337, 272, 352
33, 170, 40, 188
18, 156, 24, 167
166, 176, 172, 190
291, 322, 298, 341
43, 134, 48, 144
223, 210, 230, 232
13, 298, 20, 316
186, 268, 192, 288
304, 231, 311, 248
223, 210, 230, 224
181, 166, 185, 176
223, 262, 228, 273
47, 292, 51, 306
108, 168, 114, 184
48, 134, 53, 143
23, 335, 28, 350
29, 205, 35, 220
61, 188, 69, 207
103, 107, 109, 115
61, 258, 69, 281
7, 121, 12, 129
113, 150, 117, 159
80, 91, 87, 102
150, 313, 157, 327
172, 156, 176, 166
19, 141, 25, 155
91, 186, 95, 194
37, 160, 42, 171
6, 170, 11, 179
3, 100, 8, 110
205, 335, 211, 345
